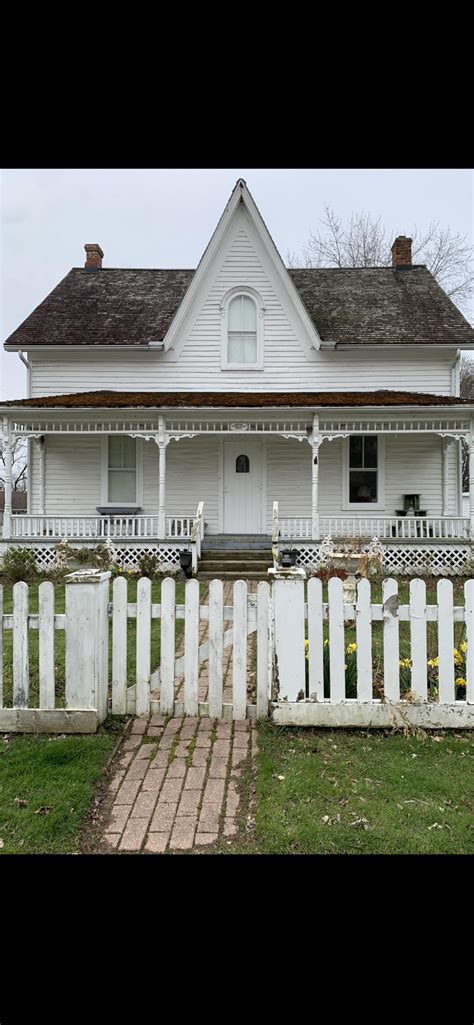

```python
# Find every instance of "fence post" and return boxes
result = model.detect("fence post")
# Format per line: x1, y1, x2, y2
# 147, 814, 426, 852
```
65, 569, 111, 726
268, 567, 306, 701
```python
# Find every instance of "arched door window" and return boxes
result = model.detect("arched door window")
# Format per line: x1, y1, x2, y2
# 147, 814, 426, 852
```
236, 454, 250, 473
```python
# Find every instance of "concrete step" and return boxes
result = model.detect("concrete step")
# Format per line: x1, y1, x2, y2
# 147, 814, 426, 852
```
200, 560, 272, 573
200, 550, 272, 563
201, 539, 273, 552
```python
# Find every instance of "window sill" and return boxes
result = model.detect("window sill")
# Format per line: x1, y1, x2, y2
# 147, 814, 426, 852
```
221, 364, 264, 372
341, 504, 386, 512
96, 505, 142, 514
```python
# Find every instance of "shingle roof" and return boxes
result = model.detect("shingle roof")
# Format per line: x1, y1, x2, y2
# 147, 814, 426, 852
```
3, 265, 473, 349
288, 267, 474, 345
2, 390, 471, 409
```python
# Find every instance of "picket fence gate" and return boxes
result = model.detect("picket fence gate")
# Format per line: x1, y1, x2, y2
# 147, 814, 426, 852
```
1, 571, 474, 732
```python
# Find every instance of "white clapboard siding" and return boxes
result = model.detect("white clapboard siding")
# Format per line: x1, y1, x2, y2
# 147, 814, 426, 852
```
328, 577, 345, 701
356, 578, 372, 701
38, 581, 55, 709
257, 581, 271, 718
383, 578, 400, 701
13, 582, 29, 708
112, 576, 128, 714
160, 577, 176, 716
437, 579, 455, 703
232, 580, 248, 720
136, 577, 151, 716
208, 579, 224, 719
184, 579, 200, 716
409, 578, 427, 701
465, 579, 474, 704
307, 577, 324, 701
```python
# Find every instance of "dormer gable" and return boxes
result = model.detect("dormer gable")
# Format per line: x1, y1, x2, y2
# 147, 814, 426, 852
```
160, 179, 322, 361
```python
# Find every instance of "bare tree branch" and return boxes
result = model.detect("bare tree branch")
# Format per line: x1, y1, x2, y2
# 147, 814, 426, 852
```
293, 206, 473, 319
0, 438, 28, 491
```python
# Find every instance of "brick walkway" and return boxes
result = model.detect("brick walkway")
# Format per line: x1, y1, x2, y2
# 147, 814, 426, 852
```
99, 714, 258, 853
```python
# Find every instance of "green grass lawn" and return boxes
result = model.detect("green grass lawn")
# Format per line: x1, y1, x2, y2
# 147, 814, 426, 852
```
0, 577, 207, 708
0, 728, 117, 854
248, 724, 474, 854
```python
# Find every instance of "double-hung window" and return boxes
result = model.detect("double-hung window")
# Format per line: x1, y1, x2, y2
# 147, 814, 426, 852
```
228, 295, 257, 364
344, 435, 385, 509
221, 288, 264, 370
108, 436, 137, 503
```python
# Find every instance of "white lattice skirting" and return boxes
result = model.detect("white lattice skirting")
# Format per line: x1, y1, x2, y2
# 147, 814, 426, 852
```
293, 543, 473, 576
1, 542, 189, 572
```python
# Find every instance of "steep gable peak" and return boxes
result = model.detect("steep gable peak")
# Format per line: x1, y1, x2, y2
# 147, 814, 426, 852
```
162, 179, 322, 355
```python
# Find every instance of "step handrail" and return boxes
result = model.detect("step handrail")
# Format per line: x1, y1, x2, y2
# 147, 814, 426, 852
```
190, 501, 205, 573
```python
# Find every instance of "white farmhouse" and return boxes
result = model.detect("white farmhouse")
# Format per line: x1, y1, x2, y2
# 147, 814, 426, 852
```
2, 179, 474, 576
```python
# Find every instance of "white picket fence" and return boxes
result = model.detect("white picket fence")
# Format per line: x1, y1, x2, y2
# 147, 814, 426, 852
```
1, 573, 474, 732
272, 576, 474, 728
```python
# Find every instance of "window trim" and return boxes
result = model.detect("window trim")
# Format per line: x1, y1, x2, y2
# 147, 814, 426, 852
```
220, 286, 264, 371
100, 436, 143, 508
342, 435, 385, 511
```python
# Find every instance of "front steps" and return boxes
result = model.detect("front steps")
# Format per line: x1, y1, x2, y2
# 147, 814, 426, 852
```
198, 544, 273, 581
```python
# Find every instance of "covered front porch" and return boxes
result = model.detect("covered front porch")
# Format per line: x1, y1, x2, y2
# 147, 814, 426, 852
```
2, 400, 473, 573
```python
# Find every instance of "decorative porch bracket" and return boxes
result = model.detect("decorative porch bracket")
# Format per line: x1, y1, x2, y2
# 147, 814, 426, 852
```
129, 419, 170, 540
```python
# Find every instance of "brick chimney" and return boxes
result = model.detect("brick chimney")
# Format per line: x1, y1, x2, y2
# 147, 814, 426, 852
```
391, 235, 412, 270
84, 243, 104, 270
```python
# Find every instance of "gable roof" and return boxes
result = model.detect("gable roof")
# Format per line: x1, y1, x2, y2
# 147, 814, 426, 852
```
288, 267, 474, 346
4, 264, 473, 351
3, 268, 195, 349
2, 389, 471, 410
160, 179, 323, 356
3, 176, 473, 351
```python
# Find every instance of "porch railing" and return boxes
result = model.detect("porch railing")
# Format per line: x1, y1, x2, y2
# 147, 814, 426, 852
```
9, 515, 193, 540
279, 516, 470, 541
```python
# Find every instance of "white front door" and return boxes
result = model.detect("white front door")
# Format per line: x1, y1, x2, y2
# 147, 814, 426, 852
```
223, 440, 263, 533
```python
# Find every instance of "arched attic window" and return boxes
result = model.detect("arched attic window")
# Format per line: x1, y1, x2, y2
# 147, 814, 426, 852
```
221, 289, 264, 370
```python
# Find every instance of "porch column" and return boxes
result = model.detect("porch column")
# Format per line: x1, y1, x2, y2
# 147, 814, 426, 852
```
311, 413, 321, 541
156, 416, 168, 540
2, 417, 13, 539
470, 422, 474, 540
442, 437, 451, 517
36, 436, 46, 515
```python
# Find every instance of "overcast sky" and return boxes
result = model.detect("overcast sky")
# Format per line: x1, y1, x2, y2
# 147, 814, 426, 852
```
1, 167, 473, 400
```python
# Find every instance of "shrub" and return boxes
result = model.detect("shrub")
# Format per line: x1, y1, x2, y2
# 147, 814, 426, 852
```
73, 546, 98, 565
137, 552, 159, 578
311, 566, 347, 584
1, 546, 38, 583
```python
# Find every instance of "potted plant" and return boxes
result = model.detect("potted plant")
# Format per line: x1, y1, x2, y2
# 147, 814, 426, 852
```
280, 548, 298, 568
